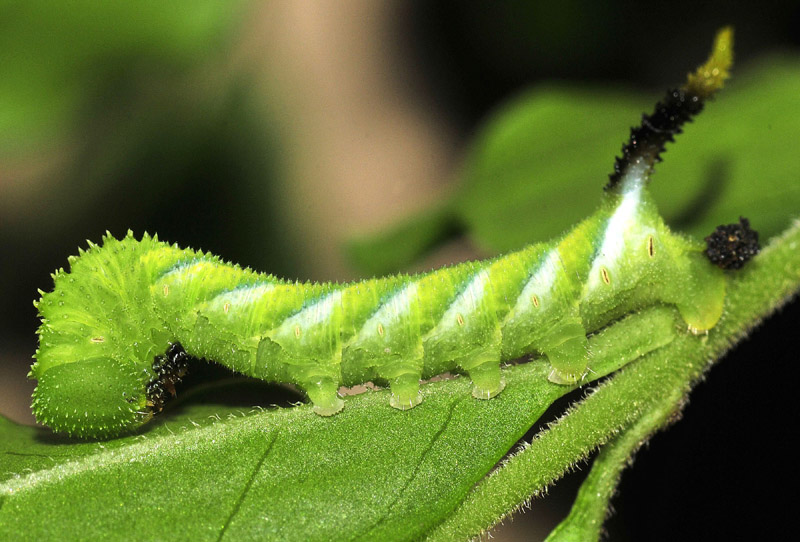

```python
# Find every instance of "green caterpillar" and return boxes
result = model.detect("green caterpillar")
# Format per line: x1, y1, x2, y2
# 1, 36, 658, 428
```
31, 29, 756, 439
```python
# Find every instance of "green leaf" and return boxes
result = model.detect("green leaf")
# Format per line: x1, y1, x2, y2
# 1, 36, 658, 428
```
345, 202, 460, 277
2, 373, 560, 541
1, 308, 672, 541
0, 0, 244, 155
0, 366, 561, 541
349, 56, 800, 273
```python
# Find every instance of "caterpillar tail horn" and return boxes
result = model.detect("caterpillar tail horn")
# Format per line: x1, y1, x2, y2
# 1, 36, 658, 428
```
606, 27, 733, 192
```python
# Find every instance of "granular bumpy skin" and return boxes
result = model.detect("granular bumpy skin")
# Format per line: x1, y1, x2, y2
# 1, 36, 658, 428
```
704, 217, 760, 270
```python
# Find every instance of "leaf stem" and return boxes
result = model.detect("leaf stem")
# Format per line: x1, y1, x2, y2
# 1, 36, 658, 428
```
425, 220, 800, 541
543, 386, 684, 542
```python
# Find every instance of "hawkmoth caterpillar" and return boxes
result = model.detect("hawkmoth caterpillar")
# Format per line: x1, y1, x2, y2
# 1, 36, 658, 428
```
30, 28, 757, 439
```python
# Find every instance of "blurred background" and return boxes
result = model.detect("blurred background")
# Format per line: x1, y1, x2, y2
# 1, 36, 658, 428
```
1, 1, 799, 540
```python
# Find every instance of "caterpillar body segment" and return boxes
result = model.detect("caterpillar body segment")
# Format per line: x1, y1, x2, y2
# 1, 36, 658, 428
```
30, 29, 738, 438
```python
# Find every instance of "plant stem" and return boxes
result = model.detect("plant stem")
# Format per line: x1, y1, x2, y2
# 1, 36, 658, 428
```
543, 387, 684, 542
425, 220, 800, 541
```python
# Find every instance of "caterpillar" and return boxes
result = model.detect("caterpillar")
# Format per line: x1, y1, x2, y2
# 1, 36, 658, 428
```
30, 28, 757, 439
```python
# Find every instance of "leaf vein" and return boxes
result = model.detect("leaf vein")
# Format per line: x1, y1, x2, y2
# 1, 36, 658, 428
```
216, 431, 277, 541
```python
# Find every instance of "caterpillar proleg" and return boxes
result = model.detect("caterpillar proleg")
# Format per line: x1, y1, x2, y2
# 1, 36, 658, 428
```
31, 28, 757, 439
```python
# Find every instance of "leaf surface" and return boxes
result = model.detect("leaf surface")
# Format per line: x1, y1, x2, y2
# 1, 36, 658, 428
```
1, 364, 563, 541
1, 307, 672, 541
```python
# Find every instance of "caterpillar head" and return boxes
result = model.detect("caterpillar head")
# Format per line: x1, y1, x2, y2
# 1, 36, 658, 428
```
30, 232, 173, 439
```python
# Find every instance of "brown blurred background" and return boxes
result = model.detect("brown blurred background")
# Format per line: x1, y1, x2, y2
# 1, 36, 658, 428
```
2, 2, 799, 540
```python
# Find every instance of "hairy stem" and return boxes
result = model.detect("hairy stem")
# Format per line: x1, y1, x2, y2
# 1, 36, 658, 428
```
543, 387, 685, 542
424, 219, 800, 541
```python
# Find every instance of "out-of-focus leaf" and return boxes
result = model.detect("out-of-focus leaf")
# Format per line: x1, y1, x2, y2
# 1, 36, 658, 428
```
346, 202, 460, 277
349, 56, 800, 273
454, 86, 647, 252
0, 0, 244, 155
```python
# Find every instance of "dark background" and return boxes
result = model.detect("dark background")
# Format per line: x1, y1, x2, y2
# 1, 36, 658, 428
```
1, 2, 798, 540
